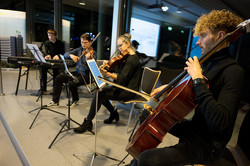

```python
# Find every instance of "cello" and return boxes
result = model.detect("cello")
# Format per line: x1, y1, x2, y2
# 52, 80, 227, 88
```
125, 19, 250, 160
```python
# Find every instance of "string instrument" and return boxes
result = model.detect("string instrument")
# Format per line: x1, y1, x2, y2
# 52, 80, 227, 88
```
125, 19, 250, 160
101, 50, 129, 71
77, 32, 101, 62
82, 46, 94, 58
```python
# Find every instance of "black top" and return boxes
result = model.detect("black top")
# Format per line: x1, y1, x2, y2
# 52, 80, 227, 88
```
114, 53, 141, 91
44, 39, 65, 58
183, 48, 244, 145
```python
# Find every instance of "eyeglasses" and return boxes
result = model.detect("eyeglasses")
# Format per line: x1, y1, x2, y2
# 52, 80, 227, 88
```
81, 41, 89, 44
117, 44, 122, 48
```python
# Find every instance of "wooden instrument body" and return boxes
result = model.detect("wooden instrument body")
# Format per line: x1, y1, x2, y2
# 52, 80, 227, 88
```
125, 75, 197, 159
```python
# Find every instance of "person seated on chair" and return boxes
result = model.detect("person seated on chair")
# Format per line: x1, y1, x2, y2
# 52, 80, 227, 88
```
47, 33, 96, 107
41, 29, 65, 92
132, 40, 154, 67
73, 33, 141, 134
158, 40, 186, 69
127, 10, 244, 166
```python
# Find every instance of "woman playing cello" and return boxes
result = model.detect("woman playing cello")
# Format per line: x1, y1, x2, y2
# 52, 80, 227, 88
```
74, 33, 141, 134
127, 10, 244, 166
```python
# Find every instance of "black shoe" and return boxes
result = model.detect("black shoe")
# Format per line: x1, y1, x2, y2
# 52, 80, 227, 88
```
74, 118, 93, 134
104, 109, 119, 124
125, 159, 137, 166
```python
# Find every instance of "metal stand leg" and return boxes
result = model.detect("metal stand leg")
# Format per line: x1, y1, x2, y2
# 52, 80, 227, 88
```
73, 90, 125, 165
15, 67, 22, 96
48, 83, 81, 149
29, 67, 65, 129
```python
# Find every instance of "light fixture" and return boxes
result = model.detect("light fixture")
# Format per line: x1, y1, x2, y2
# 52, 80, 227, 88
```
161, 6, 169, 12
79, 0, 86, 6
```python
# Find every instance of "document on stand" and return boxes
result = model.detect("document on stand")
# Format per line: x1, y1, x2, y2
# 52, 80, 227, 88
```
86, 59, 106, 89
26, 44, 46, 63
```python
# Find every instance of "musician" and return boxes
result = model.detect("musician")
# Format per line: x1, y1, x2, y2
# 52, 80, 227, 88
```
73, 33, 141, 134
41, 29, 65, 92
47, 33, 96, 107
129, 10, 244, 166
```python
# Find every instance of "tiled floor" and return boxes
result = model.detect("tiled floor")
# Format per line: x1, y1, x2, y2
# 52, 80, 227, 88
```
0, 68, 246, 166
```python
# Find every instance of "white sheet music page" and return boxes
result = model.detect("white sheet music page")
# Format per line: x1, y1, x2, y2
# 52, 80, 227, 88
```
26, 43, 46, 63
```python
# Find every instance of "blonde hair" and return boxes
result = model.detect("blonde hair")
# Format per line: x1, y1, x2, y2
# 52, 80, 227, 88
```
193, 10, 243, 36
118, 33, 132, 45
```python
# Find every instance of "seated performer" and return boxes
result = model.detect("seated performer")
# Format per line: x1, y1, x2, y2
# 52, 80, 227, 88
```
47, 33, 96, 107
158, 40, 186, 69
73, 33, 141, 134
42, 29, 65, 92
127, 10, 245, 166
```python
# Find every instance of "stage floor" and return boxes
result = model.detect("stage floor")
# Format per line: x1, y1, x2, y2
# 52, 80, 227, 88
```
0, 68, 245, 166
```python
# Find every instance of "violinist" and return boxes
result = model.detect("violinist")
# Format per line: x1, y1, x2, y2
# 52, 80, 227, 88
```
47, 33, 96, 107
74, 33, 141, 134
128, 10, 244, 166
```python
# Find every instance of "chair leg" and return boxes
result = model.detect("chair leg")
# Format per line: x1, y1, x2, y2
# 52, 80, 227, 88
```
126, 103, 135, 133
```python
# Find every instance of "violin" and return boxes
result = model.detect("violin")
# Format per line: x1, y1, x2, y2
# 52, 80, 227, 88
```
101, 50, 129, 71
82, 46, 94, 59
77, 32, 101, 62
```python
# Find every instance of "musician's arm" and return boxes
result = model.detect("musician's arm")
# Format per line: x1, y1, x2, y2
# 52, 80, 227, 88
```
150, 84, 168, 96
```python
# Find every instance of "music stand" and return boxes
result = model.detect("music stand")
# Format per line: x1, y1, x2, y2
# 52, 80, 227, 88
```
26, 44, 65, 129
48, 55, 82, 148
73, 59, 124, 165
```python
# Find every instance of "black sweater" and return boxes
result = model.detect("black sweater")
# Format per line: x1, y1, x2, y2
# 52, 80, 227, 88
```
190, 48, 244, 144
113, 53, 141, 92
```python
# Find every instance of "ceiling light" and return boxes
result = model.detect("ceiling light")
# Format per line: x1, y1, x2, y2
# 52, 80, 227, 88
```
79, 0, 86, 6
161, 6, 169, 12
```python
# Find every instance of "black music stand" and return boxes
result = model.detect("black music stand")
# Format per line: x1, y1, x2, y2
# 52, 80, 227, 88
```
48, 55, 82, 149
26, 44, 65, 129
73, 59, 123, 165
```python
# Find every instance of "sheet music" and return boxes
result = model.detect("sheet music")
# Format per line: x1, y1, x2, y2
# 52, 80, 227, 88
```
59, 55, 75, 79
86, 59, 105, 89
26, 43, 46, 63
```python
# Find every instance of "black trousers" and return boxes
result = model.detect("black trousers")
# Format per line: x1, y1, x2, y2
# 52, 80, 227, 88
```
86, 86, 135, 121
52, 72, 89, 103
41, 67, 59, 91
132, 110, 225, 166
